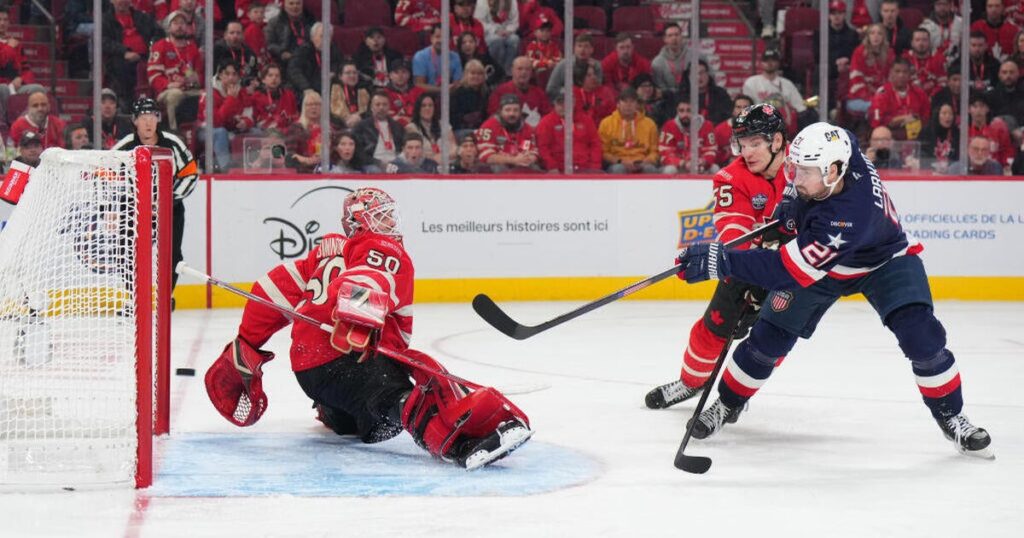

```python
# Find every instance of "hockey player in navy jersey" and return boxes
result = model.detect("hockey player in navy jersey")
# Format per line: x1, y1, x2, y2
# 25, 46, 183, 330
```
675, 122, 993, 458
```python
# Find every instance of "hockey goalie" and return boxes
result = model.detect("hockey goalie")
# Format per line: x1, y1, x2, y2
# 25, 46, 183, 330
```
206, 187, 533, 470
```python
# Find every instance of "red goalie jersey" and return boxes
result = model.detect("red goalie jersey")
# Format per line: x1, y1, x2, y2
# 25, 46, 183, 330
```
236, 231, 414, 372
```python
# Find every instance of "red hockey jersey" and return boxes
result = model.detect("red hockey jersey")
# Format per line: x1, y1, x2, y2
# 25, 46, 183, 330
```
902, 50, 947, 96
395, 0, 441, 33
712, 156, 788, 250
147, 38, 204, 94
476, 115, 539, 163
526, 39, 562, 72
868, 82, 931, 130
658, 116, 717, 171
250, 86, 298, 131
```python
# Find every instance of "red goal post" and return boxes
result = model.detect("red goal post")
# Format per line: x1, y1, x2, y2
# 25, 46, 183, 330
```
0, 147, 173, 489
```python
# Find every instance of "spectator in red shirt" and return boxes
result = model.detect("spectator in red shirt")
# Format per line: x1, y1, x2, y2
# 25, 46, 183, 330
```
904, 28, 947, 97
243, 2, 269, 63
251, 63, 297, 133
199, 60, 258, 170
10, 91, 66, 149
525, 18, 561, 78
102, 0, 161, 106
713, 94, 753, 166
518, 0, 563, 38
601, 33, 653, 93
972, 0, 1019, 61
488, 56, 551, 127
574, 61, 617, 127
451, 0, 486, 53
660, 94, 718, 174
148, 10, 204, 130
869, 58, 930, 139
848, 23, 895, 115
968, 92, 1013, 166
384, 59, 423, 127
395, 0, 441, 35
476, 93, 540, 173
535, 89, 602, 173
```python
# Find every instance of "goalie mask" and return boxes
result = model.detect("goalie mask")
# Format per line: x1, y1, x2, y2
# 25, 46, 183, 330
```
342, 187, 401, 237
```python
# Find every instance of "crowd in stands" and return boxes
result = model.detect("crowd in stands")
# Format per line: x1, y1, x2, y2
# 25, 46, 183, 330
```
0, 0, 1020, 175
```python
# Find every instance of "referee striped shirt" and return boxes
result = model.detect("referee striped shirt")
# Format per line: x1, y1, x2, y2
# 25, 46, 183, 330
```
112, 130, 199, 200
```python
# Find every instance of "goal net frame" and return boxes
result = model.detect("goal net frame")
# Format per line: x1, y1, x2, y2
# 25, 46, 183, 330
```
0, 146, 173, 489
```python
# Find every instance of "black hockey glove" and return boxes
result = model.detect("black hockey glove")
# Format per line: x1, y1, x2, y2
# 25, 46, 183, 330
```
676, 242, 731, 283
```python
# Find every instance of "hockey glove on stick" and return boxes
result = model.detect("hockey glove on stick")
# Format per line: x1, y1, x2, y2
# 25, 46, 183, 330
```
331, 282, 390, 362
676, 242, 731, 284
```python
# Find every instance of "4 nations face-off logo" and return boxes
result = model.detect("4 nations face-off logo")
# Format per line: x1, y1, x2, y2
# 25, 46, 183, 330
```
677, 198, 717, 248
263, 185, 355, 260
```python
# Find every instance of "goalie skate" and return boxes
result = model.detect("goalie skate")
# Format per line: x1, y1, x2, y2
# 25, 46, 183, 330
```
645, 379, 701, 409
687, 399, 744, 439
458, 419, 534, 471
937, 414, 994, 459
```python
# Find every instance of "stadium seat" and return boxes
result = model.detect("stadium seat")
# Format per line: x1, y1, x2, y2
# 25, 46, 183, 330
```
333, 27, 367, 58
590, 34, 615, 60
304, 0, 340, 25
900, 8, 925, 32
383, 26, 423, 57
5, 93, 57, 125
342, 0, 393, 28
782, 8, 819, 97
611, 6, 655, 35
633, 36, 663, 61
574, 6, 608, 35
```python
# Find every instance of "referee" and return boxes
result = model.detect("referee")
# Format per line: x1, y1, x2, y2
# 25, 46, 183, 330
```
113, 97, 199, 291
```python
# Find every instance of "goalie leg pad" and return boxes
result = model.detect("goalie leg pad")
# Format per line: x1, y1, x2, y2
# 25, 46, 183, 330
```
205, 338, 275, 427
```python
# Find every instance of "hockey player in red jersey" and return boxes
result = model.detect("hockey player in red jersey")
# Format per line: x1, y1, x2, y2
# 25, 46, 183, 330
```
645, 103, 791, 411
205, 187, 532, 470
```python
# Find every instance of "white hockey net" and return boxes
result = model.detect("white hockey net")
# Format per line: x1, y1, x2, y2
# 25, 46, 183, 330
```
0, 148, 167, 489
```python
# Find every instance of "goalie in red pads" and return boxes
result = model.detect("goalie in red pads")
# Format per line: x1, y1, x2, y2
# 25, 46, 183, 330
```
206, 187, 532, 469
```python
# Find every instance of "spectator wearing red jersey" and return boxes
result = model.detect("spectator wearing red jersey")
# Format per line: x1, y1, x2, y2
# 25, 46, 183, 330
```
148, 10, 203, 130
518, 0, 563, 38
476, 93, 540, 173
355, 27, 403, 89
904, 28, 947, 97
265, 0, 314, 72
713, 94, 753, 166
488, 56, 551, 127
251, 63, 297, 133
972, 0, 1019, 61
236, 0, 281, 25
451, 0, 486, 53
535, 90, 602, 173
103, 0, 161, 107
573, 61, 617, 127
660, 94, 718, 174
967, 92, 1013, 166
601, 33, 653, 93
243, 2, 269, 62
396, 0, 441, 35
969, 30, 1004, 92
987, 59, 1024, 122
920, 0, 963, 59
0, 10, 45, 121
476, 0, 521, 74
285, 90, 324, 173
848, 23, 895, 115
869, 58, 930, 140
525, 18, 561, 78
199, 60, 258, 170
384, 60, 423, 127
9, 91, 66, 149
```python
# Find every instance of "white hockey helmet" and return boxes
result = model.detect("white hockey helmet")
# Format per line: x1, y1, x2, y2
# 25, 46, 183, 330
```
785, 122, 852, 199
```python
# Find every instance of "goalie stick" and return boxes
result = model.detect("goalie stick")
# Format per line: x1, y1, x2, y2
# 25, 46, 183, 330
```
472, 220, 779, 340
672, 303, 751, 474
174, 262, 483, 390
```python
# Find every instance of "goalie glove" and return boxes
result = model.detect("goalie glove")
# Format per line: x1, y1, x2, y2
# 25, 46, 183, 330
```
205, 337, 275, 427
330, 282, 390, 361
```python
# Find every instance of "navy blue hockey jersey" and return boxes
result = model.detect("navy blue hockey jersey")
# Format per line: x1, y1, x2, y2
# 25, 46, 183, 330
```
728, 132, 923, 290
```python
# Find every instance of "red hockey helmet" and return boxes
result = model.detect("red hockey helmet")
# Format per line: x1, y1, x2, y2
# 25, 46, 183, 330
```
342, 187, 401, 237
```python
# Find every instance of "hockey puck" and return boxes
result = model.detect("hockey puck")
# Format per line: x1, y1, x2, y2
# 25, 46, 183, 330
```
175, 368, 196, 376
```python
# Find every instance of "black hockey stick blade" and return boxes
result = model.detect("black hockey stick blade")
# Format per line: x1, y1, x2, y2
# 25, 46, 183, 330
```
674, 454, 712, 474
472, 293, 534, 339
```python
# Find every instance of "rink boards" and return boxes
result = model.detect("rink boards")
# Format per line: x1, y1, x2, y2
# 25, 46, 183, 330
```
6, 174, 1022, 307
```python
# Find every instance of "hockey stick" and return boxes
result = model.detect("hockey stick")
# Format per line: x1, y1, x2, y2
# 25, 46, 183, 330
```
672, 304, 751, 474
472, 220, 779, 340
174, 262, 483, 390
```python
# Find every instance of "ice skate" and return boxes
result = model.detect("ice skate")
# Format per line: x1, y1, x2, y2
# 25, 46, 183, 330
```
457, 419, 534, 470
645, 379, 702, 409
687, 399, 743, 439
937, 414, 994, 459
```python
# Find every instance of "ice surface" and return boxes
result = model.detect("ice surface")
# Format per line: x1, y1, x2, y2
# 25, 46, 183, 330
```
1, 301, 1021, 537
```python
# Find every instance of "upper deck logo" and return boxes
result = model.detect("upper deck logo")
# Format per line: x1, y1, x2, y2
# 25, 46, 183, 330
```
677, 199, 717, 248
